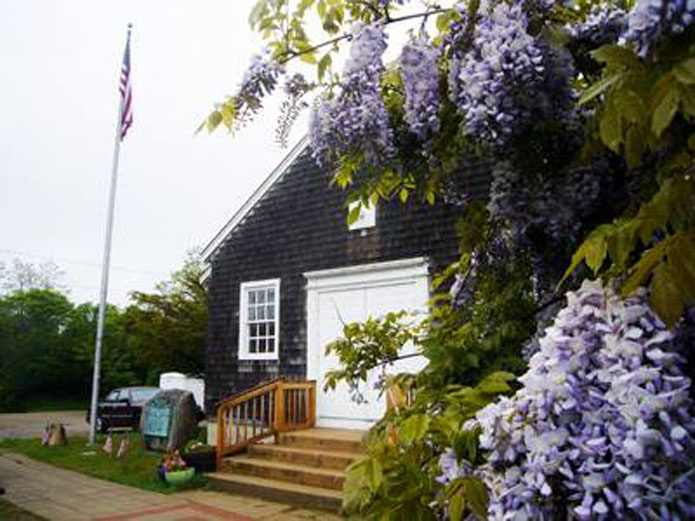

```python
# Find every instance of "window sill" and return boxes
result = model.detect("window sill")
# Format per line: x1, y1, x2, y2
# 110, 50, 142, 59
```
238, 353, 279, 361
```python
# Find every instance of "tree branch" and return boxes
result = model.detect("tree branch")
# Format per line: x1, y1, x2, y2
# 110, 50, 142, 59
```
278, 7, 453, 64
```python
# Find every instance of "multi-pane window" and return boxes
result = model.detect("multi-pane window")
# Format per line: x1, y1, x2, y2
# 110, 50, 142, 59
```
239, 279, 280, 360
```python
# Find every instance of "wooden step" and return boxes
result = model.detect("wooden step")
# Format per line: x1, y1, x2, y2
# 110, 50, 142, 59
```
279, 428, 364, 453
222, 455, 345, 490
249, 444, 359, 471
207, 471, 342, 512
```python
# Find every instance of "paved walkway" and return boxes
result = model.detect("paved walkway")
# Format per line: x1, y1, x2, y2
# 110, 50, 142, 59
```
0, 453, 341, 521
0, 411, 90, 440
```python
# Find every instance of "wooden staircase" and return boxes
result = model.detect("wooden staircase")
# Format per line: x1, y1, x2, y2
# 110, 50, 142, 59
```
208, 428, 362, 511
209, 379, 363, 511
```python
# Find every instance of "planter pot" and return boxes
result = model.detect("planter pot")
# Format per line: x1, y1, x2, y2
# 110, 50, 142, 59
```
182, 450, 217, 473
164, 467, 195, 486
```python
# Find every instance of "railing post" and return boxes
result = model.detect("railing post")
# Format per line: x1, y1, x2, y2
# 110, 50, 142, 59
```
275, 382, 285, 443
216, 405, 223, 470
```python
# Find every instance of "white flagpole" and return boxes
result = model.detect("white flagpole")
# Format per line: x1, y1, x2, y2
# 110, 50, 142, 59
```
89, 25, 131, 444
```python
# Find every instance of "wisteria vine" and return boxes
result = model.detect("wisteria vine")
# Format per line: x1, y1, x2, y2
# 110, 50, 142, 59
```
461, 280, 695, 520
234, 48, 285, 129
309, 22, 395, 168
447, 0, 576, 147
400, 34, 441, 145
216, 1, 695, 517
623, 0, 695, 56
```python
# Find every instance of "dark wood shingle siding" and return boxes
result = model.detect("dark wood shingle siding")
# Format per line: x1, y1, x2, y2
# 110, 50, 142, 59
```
206, 149, 483, 412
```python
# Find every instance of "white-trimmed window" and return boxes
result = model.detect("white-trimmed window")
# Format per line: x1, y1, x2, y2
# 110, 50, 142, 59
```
348, 201, 376, 231
239, 279, 280, 360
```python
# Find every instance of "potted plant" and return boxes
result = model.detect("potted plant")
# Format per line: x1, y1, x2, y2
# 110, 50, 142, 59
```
157, 450, 195, 485
181, 441, 217, 473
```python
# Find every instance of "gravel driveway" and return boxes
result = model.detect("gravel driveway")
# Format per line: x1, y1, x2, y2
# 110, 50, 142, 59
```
0, 411, 90, 440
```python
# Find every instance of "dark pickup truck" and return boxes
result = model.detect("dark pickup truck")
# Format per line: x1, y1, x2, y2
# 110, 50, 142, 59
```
87, 387, 159, 433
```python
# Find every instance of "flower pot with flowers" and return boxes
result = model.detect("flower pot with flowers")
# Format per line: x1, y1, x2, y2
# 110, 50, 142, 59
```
157, 450, 195, 486
181, 441, 217, 473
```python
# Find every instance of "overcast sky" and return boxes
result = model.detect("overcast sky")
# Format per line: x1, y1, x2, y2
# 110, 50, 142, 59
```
0, 0, 308, 305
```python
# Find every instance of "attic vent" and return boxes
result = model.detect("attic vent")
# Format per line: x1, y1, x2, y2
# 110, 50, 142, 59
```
348, 201, 376, 231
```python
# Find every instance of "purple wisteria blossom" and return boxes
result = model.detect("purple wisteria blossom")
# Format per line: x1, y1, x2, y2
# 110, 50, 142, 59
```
448, 0, 574, 147
436, 448, 473, 485
309, 23, 395, 168
471, 280, 695, 520
276, 73, 311, 147
400, 35, 441, 143
237, 48, 285, 114
568, 7, 628, 48
623, 0, 695, 56
283, 73, 310, 98
487, 159, 605, 245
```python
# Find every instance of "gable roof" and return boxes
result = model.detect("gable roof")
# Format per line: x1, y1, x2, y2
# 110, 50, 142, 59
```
200, 136, 492, 280
201, 135, 309, 271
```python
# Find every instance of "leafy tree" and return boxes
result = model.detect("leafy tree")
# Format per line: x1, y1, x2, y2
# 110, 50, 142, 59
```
123, 252, 207, 379
0, 259, 66, 295
63, 302, 140, 395
0, 289, 73, 410
0, 254, 208, 412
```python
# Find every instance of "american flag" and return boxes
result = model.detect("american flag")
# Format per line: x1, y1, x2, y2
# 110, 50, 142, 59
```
119, 27, 133, 140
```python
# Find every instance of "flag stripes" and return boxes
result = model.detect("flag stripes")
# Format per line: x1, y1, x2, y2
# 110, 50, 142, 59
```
119, 29, 133, 140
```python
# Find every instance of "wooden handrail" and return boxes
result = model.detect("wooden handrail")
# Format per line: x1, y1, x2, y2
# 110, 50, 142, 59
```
216, 378, 316, 469
214, 377, 285, 410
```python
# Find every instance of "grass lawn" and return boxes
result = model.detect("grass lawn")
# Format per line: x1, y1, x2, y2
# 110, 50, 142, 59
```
0, 498, 47, 520
0, 434, 207, 494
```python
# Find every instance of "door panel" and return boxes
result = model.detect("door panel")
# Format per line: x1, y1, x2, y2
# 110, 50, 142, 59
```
313, 277, 428, 429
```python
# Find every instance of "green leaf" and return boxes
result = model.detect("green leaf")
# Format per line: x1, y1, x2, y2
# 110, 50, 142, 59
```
296, 0, 315, 16
477, 371, 515, 395
591, 44, 640, 70
650, 262, 683, 329
668, 235, 695, 302
622, 239, 669, 297
448, 489, 466, 521
300, 53, 317, 64
318, 53, 332, 82
578, 72, 623, 106
674, 58, 695, 85
559, 224, 614, 287
399, 414, 431, 445
616, 90, 647, 124
599, 102, 623, 153
206, 110, 222, 133
220, 101, 236, 128
399, 188, 408, 203
635, 178, 673, 244
347, 203, 362, 225
585, 230, 609, 273
462, 477, 488, 520
606, 220, 638, 271
652, 82, 680, 137
248, 0, 268, 28
426, 191, 435, 206
680, 84, 695, 117
364, 457, 383, 492
624, 125, 646, 167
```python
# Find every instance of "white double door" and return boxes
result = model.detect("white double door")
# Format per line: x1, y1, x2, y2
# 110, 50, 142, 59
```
305, 258, 429, 430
